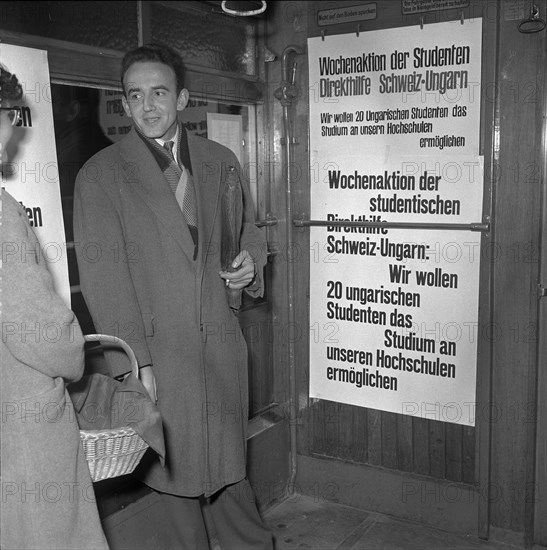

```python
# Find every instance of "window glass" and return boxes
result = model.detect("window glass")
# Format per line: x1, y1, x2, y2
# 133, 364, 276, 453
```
0, 1, 138, 51
150, 2, 256, 76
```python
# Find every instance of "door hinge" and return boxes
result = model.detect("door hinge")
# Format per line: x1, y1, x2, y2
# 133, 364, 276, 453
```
539, 284, 547, 299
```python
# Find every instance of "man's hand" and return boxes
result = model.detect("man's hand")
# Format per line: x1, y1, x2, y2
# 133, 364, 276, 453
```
219, 249, 256, 290
139, 365, 157, 403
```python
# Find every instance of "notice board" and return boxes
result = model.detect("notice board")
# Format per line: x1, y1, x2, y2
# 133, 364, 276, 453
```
308, 19, 483, 426
1, 44, 70, 306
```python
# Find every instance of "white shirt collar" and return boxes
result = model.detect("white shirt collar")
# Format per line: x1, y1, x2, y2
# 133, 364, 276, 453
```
155, 125, 179, 163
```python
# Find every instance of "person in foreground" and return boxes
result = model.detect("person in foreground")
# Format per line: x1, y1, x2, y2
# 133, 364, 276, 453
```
73, 43, 273, 549
0, 63, 109, 550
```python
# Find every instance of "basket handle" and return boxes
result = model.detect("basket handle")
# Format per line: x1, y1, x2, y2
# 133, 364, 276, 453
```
84, 334, 139, 379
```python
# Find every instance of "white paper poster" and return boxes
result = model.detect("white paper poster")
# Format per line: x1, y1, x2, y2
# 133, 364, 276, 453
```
1, 43, 70, 306
308, 19, 483, 426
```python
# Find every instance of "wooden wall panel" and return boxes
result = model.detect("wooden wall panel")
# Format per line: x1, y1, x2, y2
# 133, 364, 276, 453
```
297, 0, 544, 540
489, 1, 545, 534
381, 413, 398, 470
367, 409, 383, 466
301, 0, 489, 490
413, 418, 431, 476
462, 426, 476, 484
429, 422, 446, 479
396, 415, 414, 472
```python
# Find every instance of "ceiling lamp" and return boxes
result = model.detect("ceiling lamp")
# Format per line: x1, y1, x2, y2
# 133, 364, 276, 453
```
221, 1, 267, 17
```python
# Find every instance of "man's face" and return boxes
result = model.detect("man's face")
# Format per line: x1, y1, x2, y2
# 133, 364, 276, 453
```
0, 102, 16, 170
122, 61, 188, 141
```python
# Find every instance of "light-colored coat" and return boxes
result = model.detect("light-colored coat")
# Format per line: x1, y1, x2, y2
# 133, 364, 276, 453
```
0, 190, 108, 550
73, 128, 266, 497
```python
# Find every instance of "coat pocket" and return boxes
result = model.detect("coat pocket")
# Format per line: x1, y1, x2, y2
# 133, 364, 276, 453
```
142, 313, 155, 337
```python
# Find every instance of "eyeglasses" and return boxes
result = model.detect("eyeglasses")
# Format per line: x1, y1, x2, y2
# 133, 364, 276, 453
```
0, 107, 21, 127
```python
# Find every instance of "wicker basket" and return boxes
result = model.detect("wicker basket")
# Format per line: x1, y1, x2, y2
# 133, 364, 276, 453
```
80, 334, 150, 482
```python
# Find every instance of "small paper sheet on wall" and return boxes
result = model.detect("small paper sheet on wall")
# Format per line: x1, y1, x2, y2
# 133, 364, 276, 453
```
1, 43, 71, 306
207, 112, 243, 164
307, 18, 483, 426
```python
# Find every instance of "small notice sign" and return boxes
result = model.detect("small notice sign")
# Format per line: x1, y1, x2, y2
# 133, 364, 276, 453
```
318, 3, 377, 27
402, 0, 469, 15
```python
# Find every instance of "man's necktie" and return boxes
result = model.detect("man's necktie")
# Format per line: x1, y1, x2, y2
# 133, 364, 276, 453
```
163, 140, 176, 163
164, 140, 198, 256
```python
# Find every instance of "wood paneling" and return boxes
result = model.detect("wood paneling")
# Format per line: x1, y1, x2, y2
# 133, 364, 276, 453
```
490, 0, 545, 534
295, 2, 543, 541
297, 0, 484, 485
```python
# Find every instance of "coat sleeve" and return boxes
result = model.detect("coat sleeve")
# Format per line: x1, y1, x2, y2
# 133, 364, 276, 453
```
1, 190, 85, 382
73, 163, 153, 377
237, 163, 267, 299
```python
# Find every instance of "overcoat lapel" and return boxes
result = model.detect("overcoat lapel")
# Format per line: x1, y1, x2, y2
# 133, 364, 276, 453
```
187, 132, 222, 270
119, 129, 197, 263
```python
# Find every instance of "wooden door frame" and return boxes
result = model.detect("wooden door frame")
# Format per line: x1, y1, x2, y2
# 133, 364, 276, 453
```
533, 24, 547, 546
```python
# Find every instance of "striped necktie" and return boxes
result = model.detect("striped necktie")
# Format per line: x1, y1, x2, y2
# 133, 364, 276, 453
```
164, 141, 198, 255
136, 130, 199, 258
163, 140, 176, 163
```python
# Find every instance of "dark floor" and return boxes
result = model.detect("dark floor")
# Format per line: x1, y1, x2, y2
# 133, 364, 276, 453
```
262, 494, 522, 550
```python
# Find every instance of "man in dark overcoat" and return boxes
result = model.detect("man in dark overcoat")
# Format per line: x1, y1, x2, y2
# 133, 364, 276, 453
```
73, 44, 272, 549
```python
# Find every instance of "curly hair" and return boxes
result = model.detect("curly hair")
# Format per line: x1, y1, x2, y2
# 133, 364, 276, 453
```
0, 65, 23, 105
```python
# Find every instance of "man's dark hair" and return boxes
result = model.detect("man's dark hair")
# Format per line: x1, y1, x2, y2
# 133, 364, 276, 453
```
120, 43, 186, 95
0, 65, 23, 103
